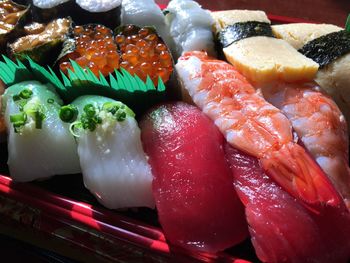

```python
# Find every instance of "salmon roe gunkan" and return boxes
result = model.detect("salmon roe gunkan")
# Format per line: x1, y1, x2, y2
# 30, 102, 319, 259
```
60, 24, 173, 85
116, 25, 173, 84
60, 24, 119, 77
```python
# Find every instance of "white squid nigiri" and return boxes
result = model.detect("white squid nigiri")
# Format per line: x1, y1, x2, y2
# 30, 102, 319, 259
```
165, 0, 216, 59
70, 95, 154, 209
2, 81, 80, 182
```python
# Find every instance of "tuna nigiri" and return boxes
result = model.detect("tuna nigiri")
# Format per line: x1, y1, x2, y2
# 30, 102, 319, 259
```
140, 102, 248, 253
226, 145, 350, 263
2, 81, 80, 181
175, 51, 342, 211
68, 95, 154, 209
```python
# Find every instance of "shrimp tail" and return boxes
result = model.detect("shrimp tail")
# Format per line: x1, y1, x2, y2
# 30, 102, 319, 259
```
261, 143, 344, 211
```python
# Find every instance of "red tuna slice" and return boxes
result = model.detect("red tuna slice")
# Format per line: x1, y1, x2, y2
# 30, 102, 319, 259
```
140, 102, 248, 253
225, 145, 350, 263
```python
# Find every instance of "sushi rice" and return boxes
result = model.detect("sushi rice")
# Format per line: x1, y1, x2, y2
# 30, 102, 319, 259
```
76, 0, 122, 12
33, 0, 70, 9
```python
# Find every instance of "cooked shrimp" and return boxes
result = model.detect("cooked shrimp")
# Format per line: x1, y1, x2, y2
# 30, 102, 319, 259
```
261, 82, 350, 208
176, 51, 342, 211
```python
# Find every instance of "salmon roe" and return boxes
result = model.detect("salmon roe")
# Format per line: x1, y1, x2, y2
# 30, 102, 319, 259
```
115, 25, 173, 84
60, 24, 173, 85
60, 24, 119, 77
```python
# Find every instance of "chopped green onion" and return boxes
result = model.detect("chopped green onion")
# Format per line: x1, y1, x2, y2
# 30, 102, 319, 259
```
59, 105, 78, 123
35, 110, 45, 129
116, 111, 126, 122
346, 14, 350, 33
19, 89, 33, 99
102, 102, 120, 115
10, 113, 27, 133
13, 121, 25, 133
18, 100, 27, 110
25, 105, 46, 130
81, 115, 96, 131
10, 112, 27, 123
93, 116, 103, 124
83, 104, 96, 118
12, 94, 21, 102
47, 98, 54, 104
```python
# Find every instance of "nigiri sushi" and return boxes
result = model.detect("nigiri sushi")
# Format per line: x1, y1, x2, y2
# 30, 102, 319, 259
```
140, 102, 248, 253
67, 95, 154, 209
272, 23, 350, 132
175, 51, 342, 211
2, 81, 80, 182
226, 145, 350, 263
121, 0, 175, 53
165, 0, 216, 59
261, 82, 350, 208
212, 10, 319, 83
213, 10, 350, 209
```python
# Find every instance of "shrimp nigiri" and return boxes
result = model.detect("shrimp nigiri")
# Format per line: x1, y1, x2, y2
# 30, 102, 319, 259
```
175, 51, 342, 211
262, 82, 350, 208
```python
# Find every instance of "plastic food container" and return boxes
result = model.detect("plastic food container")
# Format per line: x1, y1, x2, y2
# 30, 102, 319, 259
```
0, 13, 311, 263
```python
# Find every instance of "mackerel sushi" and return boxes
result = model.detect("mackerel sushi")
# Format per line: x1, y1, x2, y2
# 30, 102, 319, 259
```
68, 95, 154, 209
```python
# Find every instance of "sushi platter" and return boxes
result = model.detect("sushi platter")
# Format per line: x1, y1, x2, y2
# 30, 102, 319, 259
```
1, 0, 350, 262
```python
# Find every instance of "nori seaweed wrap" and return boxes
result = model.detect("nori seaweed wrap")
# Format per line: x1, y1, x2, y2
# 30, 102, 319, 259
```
74, 0, 121, 29
218, 21, 274, 48
31, 0, 75, 23
299, 30, 350, 68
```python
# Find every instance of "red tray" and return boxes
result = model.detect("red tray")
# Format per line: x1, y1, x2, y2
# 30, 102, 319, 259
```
0, 14, 312, 263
